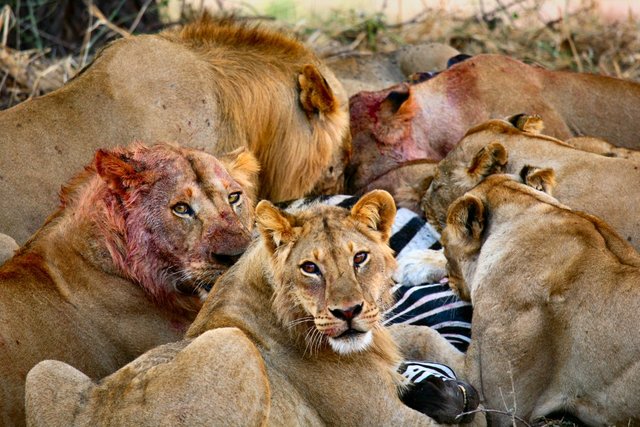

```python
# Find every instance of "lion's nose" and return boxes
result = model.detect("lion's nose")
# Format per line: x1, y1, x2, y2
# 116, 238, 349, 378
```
330, 303, 363, 321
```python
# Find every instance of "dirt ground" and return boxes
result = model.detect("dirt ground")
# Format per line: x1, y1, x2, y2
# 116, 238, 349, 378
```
1, 0, 639, 110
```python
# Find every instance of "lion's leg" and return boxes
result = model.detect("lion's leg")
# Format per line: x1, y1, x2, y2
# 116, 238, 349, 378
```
25, 360, 94, 427
26, 328, 270, 427
389, 324, 465, 375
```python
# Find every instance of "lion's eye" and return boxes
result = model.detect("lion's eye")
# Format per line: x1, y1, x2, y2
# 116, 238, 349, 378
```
172, 202, 194, 218
228, 192, 242, 206
300, 261, 321, 276
353, 251, 368, 267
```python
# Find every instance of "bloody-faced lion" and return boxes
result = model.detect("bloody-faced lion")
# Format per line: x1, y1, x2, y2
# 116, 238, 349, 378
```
0, 142, 259, 426
441, 173, 640, 426
0, 16, 349, 244
25, 190, 479, 426
346, 54, 640, 197
421, 117, 640, 250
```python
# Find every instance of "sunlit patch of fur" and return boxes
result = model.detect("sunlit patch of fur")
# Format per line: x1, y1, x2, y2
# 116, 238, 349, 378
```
159, 16, 350, 202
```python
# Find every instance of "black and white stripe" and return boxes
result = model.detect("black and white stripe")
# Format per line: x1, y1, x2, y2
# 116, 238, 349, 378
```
278, 195, 473, 352
399, 360, 458, 383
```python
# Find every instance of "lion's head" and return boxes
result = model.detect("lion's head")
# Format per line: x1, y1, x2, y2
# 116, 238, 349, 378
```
422, 140, 508, 233
441, 168, 556, 301
255, 190, 398, 355
57, 143, 260, 308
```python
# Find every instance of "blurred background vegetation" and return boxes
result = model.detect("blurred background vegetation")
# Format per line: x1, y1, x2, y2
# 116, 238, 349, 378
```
1, 0, 639, 109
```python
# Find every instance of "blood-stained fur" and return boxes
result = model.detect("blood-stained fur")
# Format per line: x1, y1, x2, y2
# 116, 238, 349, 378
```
347, 53, 640, 195
0, 16, 349, 243
24, 191, 482, 427
0, 143, 258, 426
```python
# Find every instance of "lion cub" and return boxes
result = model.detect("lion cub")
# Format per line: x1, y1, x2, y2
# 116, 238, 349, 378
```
442, 172, 640, 425
26, 190, 470, 426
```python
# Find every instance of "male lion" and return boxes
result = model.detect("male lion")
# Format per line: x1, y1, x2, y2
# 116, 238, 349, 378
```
0, 16, 349, 243
26, 190, 481, 426
0, 142, 259, 426
441, 172, 640, 425
421, 118, 640, 250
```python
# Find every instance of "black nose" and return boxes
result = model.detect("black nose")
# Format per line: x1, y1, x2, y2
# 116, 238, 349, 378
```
209, 253, 241, 267
330, 303, 363, 321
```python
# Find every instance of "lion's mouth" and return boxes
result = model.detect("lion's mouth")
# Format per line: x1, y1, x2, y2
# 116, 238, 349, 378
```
335, 328, 366, 339
174, 267, 227, 296
327, 329, 374, 355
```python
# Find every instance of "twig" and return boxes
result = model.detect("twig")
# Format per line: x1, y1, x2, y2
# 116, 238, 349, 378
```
0, 5, 13, 47
386, 9, 430, 29
128, 0, 154, 33
25, 0, 42, 51
89, 4, 131, 39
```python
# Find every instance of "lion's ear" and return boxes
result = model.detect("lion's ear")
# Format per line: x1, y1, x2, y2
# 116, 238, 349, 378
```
506, 113, 545, 134
298, 64, 338, 119
467, 142, 508, 182
379, 86, 417, 123
445, 194, 484, 248
94, 149, 144, 194
256, 200, 296, 253
520, 165, 556, 195
350, 190, 397, 242
220, 148, 261, 204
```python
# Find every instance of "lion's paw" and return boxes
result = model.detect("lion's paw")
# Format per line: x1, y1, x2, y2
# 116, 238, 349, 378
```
393, 248, 448, 286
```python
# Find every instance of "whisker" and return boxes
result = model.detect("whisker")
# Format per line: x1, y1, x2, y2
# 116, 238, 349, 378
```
287, 316, 315, 329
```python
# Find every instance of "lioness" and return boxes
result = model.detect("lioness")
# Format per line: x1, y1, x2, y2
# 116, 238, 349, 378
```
421, 118, 640, 250
25, 190, 476, 426
326, 42, 460, 96
441, 172, 640, 425
0, 16, 349, 243
0, 142, 259, 425
346, 54, 640, 195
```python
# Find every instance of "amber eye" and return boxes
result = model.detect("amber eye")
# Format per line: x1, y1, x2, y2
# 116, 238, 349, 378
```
228, 192, 242, 206
353, 251, 368, 267
300, 261, 321, 276
172, 202, 194, 218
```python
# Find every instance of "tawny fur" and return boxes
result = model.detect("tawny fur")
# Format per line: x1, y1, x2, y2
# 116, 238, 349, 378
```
0, 16, 349, 244
326, 42, 460, 96
422, 117, 640, 250
0, 143, 259, 426
0, 233, 18, 264
441, 174, 640, 425
347, 53, 640, 195
26, 328, 271, 427
23, 190, 480, 427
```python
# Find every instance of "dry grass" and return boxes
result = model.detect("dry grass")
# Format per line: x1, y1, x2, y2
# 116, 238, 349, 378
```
1, 0, 639, 110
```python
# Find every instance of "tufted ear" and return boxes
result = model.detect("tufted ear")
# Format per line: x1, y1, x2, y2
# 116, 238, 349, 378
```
519, 165, 556, 195
298, 64, 338, 119
350, 190, 397, 242
467, 142, 508, 183
256, 200, 297, 253
220, 148, 261, 204
445, 194, 485, 250
94, 149, 145, 194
